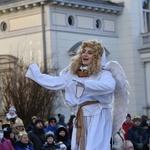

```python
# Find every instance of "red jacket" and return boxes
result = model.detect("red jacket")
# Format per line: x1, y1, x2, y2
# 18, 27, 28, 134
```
122, 122, 133, 140
0, 138, 14, 150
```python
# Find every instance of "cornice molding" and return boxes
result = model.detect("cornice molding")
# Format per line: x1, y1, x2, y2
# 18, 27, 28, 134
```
0, 0, 46, 15
0, 0, 123, 15
49, 0, 123, 14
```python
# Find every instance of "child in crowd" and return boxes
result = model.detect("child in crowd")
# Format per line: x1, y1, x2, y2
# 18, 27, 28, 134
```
55, 125, 71, 150
6, 106, 18, 121
41, 131, 66, 150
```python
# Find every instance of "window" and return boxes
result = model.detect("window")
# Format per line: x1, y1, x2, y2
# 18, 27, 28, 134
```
0, 21, 8, 32
95, 19, 102, 29
68, 15, 75, 26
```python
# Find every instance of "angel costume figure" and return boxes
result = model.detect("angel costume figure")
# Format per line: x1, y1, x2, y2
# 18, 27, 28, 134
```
25, 40, 129, 150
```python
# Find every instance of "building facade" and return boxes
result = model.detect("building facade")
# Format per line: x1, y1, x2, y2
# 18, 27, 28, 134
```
0, 0, 150, 120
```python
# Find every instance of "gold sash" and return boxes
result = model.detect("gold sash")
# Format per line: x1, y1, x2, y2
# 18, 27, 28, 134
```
76, 101, 100, 150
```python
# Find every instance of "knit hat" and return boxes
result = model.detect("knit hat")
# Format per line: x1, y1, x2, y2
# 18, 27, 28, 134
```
35, 118, 43, 125
126, 113, 131, 118
133, 115, 141, 121
13, 118, 24, 128
31, 116, 37, 120
48, 117, 57, 124
132, 115, 141, 122
18, 131, 28, 141
70, 115, 76, 119
9, 106, 16, 113
45, 131, 55, 140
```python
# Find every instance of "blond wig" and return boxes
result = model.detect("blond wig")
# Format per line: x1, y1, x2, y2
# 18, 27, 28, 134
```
69, 40, 104, 76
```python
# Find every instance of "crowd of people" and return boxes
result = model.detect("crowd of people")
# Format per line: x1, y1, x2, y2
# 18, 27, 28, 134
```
0, 106, 75, 150
1, 106, 150, 150
111, 113, 150, 150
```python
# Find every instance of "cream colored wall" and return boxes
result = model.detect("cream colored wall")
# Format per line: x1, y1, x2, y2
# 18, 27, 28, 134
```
0, 35, 43, 63
0, 7, 45, 63
112, 0, 147, 117
9, 13, 42, 31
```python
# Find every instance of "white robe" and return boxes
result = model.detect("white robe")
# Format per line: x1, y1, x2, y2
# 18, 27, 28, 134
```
25, 64, 116, 150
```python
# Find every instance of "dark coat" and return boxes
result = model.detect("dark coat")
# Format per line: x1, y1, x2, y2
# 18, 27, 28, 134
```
127, 125, 149, 149
14, 140, 34, 150
55, 126, 71, 150
26, 123, 35, 133
28, 127, 46, 150
41, 142, 60, 150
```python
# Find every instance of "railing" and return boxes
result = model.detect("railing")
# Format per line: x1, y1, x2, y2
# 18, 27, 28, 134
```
140, 32, 150, 49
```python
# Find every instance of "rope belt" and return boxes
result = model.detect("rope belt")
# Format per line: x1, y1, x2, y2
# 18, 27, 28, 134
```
76, 101, 100, 150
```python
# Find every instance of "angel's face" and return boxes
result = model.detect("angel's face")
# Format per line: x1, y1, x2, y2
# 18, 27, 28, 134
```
81, 47, 93, 66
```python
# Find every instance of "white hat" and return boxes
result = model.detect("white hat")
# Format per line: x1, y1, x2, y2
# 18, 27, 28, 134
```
9, 106, 16, 113
60, 143, 67, 150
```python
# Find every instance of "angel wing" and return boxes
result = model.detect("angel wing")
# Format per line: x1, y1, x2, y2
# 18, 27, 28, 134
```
104, 61, 130, 136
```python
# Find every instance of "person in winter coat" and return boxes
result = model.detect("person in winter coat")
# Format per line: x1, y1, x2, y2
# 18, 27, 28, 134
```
26, 116, 37, 133
127, 115, 149, 150
14, 131, 34, 150
41, 131, 66, 150
122, 113, 133, 140
8, 118, 25, 146
55, 125, 71, 150
57, 115, 67, 128
0, 129, 14, 150
44, 117, 58, 134
28, 118, 46, 150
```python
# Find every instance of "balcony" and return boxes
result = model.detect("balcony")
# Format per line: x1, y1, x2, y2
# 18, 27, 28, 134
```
141, 32, 150, 49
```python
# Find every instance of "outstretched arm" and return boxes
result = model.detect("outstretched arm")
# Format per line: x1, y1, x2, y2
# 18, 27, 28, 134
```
25, 64, 67, 90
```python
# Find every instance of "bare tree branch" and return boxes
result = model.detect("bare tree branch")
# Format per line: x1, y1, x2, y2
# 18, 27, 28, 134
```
1, 59, 62, 127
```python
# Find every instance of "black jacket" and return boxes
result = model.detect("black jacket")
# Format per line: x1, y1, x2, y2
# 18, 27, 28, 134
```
28, 127, 46, 150
41, 142, 60, 150
127, 125, 149, 149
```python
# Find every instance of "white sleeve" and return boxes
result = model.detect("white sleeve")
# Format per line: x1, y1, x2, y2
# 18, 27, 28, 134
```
83, 71, 116, 97
25, 64, 67, 90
